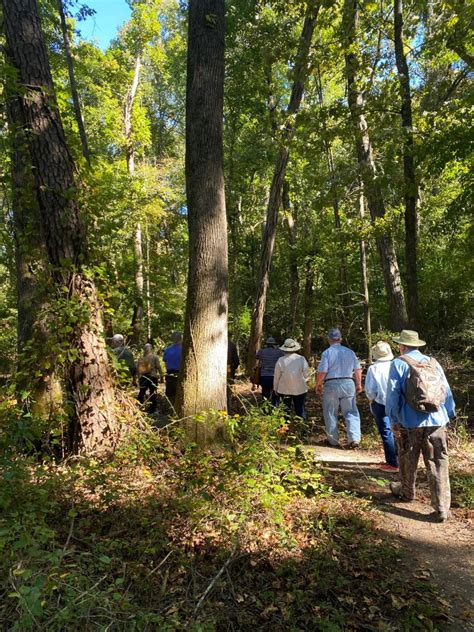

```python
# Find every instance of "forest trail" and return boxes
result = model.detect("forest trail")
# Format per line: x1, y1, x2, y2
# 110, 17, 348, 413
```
308, 444, 474, 631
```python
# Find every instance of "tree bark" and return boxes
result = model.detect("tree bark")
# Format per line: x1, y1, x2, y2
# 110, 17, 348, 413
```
2, 0, 119, 455
394, 0, 419, 327
316, 68, 349, 308
175, 0, 228, 437
246, 1, 320, 372
124, 54, 144, 346
343, 0, 408, 331
57, 0, 91, 163
282, 181, 299, 333
358, 184, 372, 362
6, 91, 62, 422
302, 259, 315, 361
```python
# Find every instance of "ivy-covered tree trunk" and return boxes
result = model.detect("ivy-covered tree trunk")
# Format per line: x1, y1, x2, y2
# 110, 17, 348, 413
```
2, 0, 119, 454
5, 91, 62, 422
175, 0, 228, 437
343, 0, 408, 331
394, 0, 419, 327
246, 1, 320, 372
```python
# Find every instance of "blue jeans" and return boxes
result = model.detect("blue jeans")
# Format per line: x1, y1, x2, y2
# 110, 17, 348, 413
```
322, 379, 360, 444
370, 401, 398, 467
275, 392, 307, 420
259, 375, 275, 401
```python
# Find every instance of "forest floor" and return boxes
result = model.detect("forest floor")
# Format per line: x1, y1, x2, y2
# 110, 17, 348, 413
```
1, 377, 473, 630
230, 382, 474, 630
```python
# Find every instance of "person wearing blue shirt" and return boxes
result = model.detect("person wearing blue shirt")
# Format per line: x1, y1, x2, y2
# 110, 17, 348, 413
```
163, 332, 183, 404
365, 341, 398, 471
315, 328, 362, 448
386, 330, 456, 522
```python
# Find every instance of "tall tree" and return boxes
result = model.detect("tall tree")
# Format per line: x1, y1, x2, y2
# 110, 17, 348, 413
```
57, 0, 91, 163
394, 0, 419, 326
343, 0, 408, 330
2, 0, 119, 454
175, 0, 228, 434
246, 0, 320, 372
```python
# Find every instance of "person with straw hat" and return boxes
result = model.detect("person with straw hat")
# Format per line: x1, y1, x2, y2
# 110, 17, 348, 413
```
315, 328, 362, 448
386, 330, 456, 522
273, 339, 310, 420
365, 341, 398, 471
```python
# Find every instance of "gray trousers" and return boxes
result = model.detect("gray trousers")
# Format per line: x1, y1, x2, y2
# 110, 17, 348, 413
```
395, 425, 450, 514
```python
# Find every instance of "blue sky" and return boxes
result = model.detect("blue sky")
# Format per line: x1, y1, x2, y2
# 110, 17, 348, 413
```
78, 0, 131, 48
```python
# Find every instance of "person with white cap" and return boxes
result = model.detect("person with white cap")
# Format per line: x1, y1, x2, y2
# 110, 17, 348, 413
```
315, 328, 362, 448
386, 330, 456, 522
365, 341, 398, 471
254, 336, 284, 401
273, 339, 310, 419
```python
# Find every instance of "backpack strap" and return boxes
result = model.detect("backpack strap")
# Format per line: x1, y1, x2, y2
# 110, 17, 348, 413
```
400, 354, 428, 368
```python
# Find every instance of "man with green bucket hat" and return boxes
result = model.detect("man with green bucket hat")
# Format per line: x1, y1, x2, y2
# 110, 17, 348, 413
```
386, 330, 456, 522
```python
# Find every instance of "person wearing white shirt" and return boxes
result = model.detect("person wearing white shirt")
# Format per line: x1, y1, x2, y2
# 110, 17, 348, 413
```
273, 339, 310, 420
365, 341, 398, 471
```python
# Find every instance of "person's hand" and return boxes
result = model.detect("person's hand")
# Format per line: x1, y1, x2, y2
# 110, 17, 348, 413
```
355, 385, 363, 395
315, 384, 323, 396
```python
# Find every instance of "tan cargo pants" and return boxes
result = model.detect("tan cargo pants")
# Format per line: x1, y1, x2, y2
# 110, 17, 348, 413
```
394, 425, 450, 514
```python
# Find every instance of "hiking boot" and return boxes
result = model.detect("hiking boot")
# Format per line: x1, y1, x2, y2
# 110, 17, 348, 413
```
379, 464, 399, 472
389, 482, 412, 502
348, 441, 360, 450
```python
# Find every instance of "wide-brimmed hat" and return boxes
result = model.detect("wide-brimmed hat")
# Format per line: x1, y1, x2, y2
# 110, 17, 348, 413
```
371, 341, 394, 361
392, 329, 426, 347
280, 338, 301, 352
328, 328, 342, 341
265, 336, 277, 346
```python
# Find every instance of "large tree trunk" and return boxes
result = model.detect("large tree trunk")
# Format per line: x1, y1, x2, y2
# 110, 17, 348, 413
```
316, 68, 349, 310
6, 93, 62, 422
57, 0, 90, 163
246, 1, 320, 372
175, 0, 228, 438
358, 183, 372, 361
282, 181, 299, 333
394, 0, 419, 327
302, 259, 315, 361
124, 55, 144, 347
343, 0, 408, 331
2, 0, 119, 455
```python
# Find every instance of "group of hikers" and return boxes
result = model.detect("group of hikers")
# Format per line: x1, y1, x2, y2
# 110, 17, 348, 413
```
252, 327, 455, 523
110, 327, 456, 523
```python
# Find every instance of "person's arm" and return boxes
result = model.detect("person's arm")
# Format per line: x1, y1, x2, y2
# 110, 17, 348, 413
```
315, 351, 328, 395
273, 359, 282, 394
315, 371, 326, 395
438, 363, 456, 419
302, 357, 310, 381
364, 367, 376, 402
353, 368, 362, 394
386, 361, 403, 427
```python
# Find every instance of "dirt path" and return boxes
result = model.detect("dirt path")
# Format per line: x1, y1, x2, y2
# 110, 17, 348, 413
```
308, 444, 474, 631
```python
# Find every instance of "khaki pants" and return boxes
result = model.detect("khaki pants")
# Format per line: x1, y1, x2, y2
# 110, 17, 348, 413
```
395, 425, 450, 514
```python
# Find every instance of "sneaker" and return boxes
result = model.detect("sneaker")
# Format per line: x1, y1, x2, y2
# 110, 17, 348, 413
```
348, 442, 360, 450
389, 482, 412, 502
434, 511, 450, 523
379, 464, 399, 472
